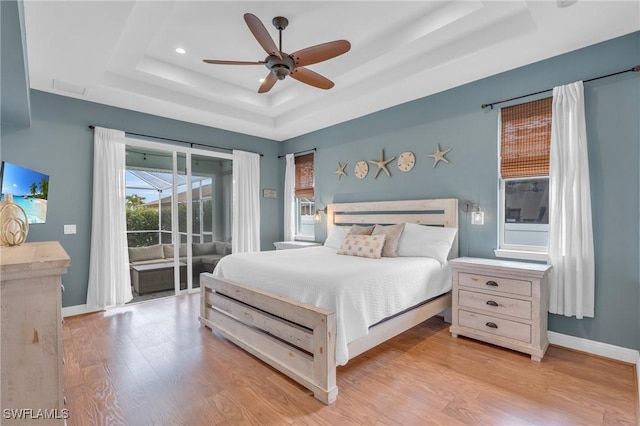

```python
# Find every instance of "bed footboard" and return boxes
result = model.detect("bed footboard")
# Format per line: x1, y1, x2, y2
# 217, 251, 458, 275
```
199, 273, 338, 404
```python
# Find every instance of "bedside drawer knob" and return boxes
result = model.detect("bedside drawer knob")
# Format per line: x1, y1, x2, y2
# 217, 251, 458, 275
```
486, 300, 498, 307
485, 322, 498, 329
486, 280, 498, 287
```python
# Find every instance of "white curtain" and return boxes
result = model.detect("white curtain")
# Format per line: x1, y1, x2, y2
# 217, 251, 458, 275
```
232, 150, 261, 253
548, 81, 595, 318
284, 153, 296, 241
86, 127, 132, 309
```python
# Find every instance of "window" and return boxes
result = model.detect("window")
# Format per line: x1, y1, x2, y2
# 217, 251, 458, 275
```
294, 153, 315, 240
497, 97, 551, 260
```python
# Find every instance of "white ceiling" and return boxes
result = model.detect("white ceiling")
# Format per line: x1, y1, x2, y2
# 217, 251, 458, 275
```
24, 1, 639, 141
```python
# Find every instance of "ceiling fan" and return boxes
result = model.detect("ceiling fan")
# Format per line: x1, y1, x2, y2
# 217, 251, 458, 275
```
203, 13, 351, 93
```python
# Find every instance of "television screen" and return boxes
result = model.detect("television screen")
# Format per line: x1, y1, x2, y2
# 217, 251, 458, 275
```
0, 162, 49, 224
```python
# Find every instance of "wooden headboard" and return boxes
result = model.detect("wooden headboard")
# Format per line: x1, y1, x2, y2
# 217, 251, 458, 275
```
326, 198, 459, 258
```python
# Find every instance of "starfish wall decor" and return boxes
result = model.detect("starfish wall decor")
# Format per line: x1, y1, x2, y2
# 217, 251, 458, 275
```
427, 144, 451, 168
335, 162, 347, 179
369, 149, 395, 178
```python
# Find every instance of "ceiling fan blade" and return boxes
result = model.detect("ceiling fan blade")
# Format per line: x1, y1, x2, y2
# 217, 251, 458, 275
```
244, 13, 282, 60
291, 40, 351, 67
203, 60, 265, 65
258, 73, 278, 93
290, 67, 334, 90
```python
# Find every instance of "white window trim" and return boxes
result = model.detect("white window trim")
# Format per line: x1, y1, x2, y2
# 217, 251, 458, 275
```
494, 249, 549, 262
497, 177, 549, 260
294, 197, 315, 241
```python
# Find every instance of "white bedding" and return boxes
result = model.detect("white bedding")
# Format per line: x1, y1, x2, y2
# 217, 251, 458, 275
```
211, 246, 451, 365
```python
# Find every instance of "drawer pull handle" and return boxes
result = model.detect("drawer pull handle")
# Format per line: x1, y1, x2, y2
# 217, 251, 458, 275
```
486, 300, 498, 307
486, 281, 498, 287
485, 322, 498, 329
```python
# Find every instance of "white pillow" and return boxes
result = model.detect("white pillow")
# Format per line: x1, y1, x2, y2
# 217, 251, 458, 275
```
397, 223, 457, 264
324, 226, 349, 249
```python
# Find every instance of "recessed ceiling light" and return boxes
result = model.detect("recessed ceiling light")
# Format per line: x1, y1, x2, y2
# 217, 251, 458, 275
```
175, 48, 186, 54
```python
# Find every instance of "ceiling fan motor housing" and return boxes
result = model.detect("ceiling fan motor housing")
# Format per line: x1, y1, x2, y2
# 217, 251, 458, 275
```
266, 54, 295, 79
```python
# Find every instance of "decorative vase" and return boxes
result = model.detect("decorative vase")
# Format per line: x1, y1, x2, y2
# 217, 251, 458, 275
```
0, 193, 29, 246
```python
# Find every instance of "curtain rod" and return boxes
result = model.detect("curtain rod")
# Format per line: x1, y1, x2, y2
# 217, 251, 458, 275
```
88, 125, 263, 157
277, 147, 317, 159
481, 65, 640, 110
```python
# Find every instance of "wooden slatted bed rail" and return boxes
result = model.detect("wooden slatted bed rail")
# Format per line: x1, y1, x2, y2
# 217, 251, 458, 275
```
199, 276, 338, 404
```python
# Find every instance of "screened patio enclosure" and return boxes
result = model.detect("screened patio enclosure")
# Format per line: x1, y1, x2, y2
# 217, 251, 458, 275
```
126, 169, 216, 247
125, 144, 233, 298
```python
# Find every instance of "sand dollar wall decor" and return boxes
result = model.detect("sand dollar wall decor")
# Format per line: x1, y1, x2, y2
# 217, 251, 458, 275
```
397, 151, 416, 172
0, 193, 29, 246
354, 161, 369, 179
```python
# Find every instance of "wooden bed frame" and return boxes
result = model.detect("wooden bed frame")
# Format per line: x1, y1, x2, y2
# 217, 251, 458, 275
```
199, 198, 458, 404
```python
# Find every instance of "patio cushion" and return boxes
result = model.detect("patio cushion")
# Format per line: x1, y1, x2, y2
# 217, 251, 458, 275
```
163, 243, 188, 258
193, 242, 217, 256
128, 245, 164, 263
215, 241, 232, 255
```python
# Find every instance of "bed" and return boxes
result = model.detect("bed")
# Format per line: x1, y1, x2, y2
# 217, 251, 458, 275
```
199, 198, 458, 404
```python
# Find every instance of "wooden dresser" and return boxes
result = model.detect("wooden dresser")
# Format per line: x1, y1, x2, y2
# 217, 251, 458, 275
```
1, 242, 70, 424
449, 257, 551, 361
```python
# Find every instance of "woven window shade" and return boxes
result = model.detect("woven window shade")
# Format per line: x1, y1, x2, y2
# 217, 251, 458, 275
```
294, 153, 314, 198
500, 97, 552, 178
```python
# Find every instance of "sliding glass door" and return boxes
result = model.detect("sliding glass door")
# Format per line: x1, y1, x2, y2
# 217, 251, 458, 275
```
125, 141, 232, 300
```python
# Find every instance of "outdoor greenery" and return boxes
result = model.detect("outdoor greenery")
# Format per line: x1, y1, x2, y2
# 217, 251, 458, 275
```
126, 194, 146, 210
28, 177, 48, 199
126, 198, 213, 247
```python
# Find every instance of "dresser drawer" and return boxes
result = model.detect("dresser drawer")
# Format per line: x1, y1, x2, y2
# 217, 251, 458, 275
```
458, 290, 532, 320
459, 272, 532, 297
458, 310, 531, 343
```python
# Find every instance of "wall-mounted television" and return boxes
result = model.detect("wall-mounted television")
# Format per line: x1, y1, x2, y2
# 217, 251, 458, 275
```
0, 162, 49, 224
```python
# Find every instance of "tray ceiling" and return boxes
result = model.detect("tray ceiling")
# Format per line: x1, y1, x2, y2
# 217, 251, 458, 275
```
24, 1, 640, 141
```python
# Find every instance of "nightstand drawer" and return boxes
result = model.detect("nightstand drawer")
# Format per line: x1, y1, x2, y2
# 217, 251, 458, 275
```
459, 272, 532, 297
458, 310, 531, 343
458, 290, 532, 320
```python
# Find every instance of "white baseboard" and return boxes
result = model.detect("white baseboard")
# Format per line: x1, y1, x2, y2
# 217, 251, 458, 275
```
548, 331, 639, 364
62, 304, 103, 318
548, 331, 640, 410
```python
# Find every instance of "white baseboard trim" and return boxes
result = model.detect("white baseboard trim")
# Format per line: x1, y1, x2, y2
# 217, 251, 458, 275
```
61, 304, 103, 318
548, 331, 639, 364
548, 331, 640, 409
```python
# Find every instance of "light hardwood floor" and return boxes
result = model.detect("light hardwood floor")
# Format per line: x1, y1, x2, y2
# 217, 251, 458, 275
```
63, 293, 637, 425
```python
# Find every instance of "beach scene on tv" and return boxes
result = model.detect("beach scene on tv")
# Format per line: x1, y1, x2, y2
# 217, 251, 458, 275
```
1, 162, 49, 224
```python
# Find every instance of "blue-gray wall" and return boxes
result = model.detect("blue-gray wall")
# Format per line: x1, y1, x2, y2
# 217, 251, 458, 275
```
2, 91, 282, 307
281, 32, 640, 351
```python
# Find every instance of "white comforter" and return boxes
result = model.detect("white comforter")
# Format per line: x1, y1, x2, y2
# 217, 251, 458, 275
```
211, 246, 451, 365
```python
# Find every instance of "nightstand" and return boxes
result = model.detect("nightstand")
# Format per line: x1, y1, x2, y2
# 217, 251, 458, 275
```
273, 241, 321, 250
449, 257, 552, 361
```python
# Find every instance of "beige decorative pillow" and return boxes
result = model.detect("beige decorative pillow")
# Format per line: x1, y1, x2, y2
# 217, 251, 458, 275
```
349, 224, 375, 235
372, 223, 405, 257
128, 244, 164, 263
338, 234, 386, 259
